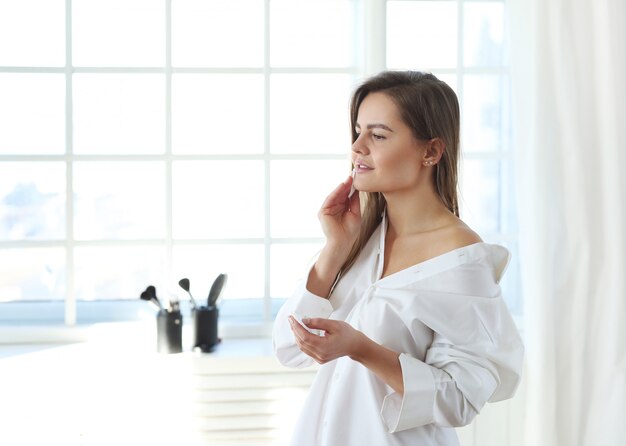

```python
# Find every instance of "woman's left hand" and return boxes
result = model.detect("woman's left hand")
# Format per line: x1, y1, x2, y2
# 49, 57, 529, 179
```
288, 316, 366, 364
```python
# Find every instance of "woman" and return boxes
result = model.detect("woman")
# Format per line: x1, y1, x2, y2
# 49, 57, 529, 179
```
273, 71, 524, 446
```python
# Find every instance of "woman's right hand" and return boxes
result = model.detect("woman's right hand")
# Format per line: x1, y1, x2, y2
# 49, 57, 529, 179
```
318, 175, 361, 254
305, 176, 361, 298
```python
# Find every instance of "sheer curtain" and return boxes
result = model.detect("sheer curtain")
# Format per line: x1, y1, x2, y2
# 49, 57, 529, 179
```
509, 0, 626, 445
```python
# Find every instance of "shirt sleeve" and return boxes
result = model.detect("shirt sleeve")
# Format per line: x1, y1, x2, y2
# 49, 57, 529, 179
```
380, 293, 524, 432
272, 263, 334, 369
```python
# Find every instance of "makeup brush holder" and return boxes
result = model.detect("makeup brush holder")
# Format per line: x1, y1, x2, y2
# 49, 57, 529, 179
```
192, 306, 219, 352
156, 309, 183, 354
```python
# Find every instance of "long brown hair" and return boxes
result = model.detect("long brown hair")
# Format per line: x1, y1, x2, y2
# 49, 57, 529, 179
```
339, 71, 461, 275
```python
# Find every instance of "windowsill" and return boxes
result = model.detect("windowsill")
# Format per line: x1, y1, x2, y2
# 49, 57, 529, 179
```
0, 319, 274, 347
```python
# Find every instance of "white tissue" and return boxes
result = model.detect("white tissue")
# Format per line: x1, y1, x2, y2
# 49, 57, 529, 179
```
292, 313, 325, 337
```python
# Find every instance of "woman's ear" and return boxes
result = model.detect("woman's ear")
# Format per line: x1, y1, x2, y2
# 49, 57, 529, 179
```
422, 138, 445, 167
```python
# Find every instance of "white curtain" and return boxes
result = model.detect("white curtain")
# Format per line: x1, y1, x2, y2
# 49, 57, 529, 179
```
509, 0, 626, 445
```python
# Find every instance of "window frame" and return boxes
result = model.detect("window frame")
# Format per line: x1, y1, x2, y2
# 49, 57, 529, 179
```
0, 0, 519, 339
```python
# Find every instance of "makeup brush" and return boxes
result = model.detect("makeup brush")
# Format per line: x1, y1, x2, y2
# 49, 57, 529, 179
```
178, 278, 197, 309
207, 273, 228, 307
140, 285, 163, 310
146, 285, 163, 310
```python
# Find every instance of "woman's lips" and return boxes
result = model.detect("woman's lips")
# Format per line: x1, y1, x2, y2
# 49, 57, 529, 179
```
355, 162, 373, 173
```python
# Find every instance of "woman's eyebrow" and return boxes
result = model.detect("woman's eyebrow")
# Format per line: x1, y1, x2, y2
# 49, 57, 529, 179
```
355, 123, 394, 132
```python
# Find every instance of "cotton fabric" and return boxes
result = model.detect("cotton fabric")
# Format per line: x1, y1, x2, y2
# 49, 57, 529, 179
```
273, 214, 524, 446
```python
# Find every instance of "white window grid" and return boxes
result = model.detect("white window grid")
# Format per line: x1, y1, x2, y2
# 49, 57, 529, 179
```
0, 0, 518, 329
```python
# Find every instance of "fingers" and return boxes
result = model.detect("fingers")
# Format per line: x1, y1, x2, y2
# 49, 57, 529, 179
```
329, 178, 351, 202
348, 185, 360, 214
288, 316, 348, 364
288, 316, 309, 341
301, 317, 335, 332
289, 317, 329, 362
290, 331, 329, 364
297, 342, 325, 364
289, 316, 324, 342
320, 177, 352, 211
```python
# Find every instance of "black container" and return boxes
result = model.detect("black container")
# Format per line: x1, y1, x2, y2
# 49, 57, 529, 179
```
156, 309, 183, 354
192, 306, 219, 352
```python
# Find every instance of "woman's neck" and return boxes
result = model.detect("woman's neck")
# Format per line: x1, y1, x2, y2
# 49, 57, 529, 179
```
383, 186, 453, 237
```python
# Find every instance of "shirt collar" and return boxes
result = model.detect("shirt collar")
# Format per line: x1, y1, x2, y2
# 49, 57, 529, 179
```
373, 209, 510, 286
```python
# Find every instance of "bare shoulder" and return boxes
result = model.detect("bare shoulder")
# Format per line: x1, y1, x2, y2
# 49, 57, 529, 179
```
437, 219, 483, 251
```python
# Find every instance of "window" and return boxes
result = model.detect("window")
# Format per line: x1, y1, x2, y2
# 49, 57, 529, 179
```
386, 0, 520, 316
0, 0, 519, 330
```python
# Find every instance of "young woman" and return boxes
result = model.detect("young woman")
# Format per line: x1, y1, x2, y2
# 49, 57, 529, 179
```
273, 71, 524, 446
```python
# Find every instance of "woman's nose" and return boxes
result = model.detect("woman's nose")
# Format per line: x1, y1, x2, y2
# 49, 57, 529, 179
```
351, 136, 367, 154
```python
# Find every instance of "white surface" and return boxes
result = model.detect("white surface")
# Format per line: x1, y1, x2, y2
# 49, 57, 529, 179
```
0, 337, 307, 446
0, 336, 525, 446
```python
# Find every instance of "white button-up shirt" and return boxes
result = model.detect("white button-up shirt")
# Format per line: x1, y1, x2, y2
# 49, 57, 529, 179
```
273, 215, 524, 446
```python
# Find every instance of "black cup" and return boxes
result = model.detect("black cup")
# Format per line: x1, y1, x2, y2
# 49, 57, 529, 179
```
192, 306, 219, 352
156, 310, 183, 354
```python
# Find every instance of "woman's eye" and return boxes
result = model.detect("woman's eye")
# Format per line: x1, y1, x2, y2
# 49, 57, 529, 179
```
372, 133, 385, 140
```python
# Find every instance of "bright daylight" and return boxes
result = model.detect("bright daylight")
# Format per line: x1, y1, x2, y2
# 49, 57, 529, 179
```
0, 0, 624, 445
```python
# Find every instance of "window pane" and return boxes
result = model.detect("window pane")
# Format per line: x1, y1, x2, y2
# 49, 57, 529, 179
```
462, 74, 510, 152
271, 243, 323, 298
172, 161, 264, 239
172, 0, 264, 67
270, 74, 353, 154
0, 162, 65, 241
463, 2, 504, 68
0, 74, 65, 154
0, 0, 65, 66
73, 74, 165, 154
173, 244, 264, 300
387, 1, 457, 70
172, 74, 264, 154
459, 159, 500, 236
74, 245, 166, 300
73, 162, 165, 240
72, 0, 164, 67
270, 0, 355, 67
432, 72, 458, 94
271, 160, 349, 238
0, 247, 66, 302
501, 159, 517, 234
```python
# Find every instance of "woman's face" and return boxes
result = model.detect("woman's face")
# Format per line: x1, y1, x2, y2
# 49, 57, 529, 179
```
351, 92, 428, 195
